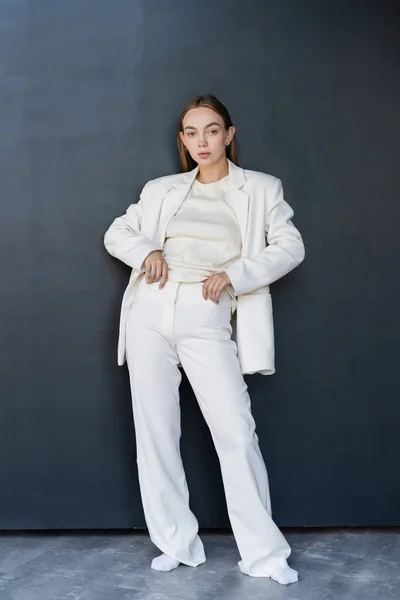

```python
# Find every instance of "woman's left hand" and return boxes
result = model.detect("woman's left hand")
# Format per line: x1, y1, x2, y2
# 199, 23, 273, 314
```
201, 272, 232, 303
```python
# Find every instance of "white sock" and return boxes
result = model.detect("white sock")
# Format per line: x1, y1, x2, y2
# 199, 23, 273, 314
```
151, 553, 180, 572
270, 564, 299, 585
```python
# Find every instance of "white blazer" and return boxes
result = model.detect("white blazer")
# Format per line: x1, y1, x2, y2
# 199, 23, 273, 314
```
104, 158, 305, 375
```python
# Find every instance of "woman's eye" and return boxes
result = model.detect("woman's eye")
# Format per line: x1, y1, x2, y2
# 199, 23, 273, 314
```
186, 129, 217, 137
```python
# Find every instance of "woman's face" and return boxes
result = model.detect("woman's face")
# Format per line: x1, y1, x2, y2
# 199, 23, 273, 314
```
179, 107, 235, 166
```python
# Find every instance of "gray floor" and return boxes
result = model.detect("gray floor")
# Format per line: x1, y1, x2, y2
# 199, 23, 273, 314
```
0, 528, 399, 600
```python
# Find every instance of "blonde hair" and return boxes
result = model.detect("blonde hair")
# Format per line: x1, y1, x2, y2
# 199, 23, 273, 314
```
177, 95, 239, 172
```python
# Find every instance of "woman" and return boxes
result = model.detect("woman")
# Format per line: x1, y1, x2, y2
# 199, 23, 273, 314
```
104, 95, 305, 585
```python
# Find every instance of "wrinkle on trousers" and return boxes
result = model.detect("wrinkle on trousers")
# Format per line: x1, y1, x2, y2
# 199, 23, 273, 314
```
125, 276, 291, 576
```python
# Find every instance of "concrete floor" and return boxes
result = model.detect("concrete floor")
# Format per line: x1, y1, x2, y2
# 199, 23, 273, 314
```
0, 528, 399, 600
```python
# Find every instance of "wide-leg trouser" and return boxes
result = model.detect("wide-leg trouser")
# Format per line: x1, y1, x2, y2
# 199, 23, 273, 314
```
125, 276, 292, 576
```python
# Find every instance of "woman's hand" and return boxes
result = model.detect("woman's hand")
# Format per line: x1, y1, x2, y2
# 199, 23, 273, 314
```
142, 250, 169, 288
202, 272, 233, 303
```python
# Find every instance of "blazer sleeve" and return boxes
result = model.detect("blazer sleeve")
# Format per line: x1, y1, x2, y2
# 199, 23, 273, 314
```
103, 183, 164, 272
225, 177, 305, 296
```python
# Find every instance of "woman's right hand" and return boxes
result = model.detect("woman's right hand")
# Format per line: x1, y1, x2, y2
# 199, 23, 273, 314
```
141, 250, 169, 288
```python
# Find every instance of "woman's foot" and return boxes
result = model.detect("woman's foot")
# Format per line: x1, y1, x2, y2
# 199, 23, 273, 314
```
151, 553, 180, 572
238, 557, 299, 584
270, 565, 299, 585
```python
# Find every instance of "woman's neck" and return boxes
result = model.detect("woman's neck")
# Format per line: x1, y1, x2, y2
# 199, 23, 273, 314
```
196, 157, 229, 184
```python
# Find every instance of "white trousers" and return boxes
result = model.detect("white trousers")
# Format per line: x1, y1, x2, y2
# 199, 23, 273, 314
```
125, 276, 292, 576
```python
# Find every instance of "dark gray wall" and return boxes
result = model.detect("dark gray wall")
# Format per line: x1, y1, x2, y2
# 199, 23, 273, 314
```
1, 0, 399, 529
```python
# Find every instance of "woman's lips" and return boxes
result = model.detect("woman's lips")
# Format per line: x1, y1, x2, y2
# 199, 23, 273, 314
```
198, 152, 210, 158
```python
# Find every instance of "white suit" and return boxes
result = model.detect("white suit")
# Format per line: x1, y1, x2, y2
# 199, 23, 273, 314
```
104, 158, 305, 375
104, 159, 305, 577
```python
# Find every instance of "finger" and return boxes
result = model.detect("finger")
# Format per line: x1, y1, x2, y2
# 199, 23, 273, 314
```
155, 262, 162, 282
202, 278, 208, 300
146, 262, 155, 282
150, 261, 158, 281
216, 283, 225, 302
159, 263, 168, 288
206, 278, 216, 301
157, 261, 164, 281
207, 282, 214, 302
212, 284, 221, 303
215, 280, 226, 303
145, 266, 151, 282
208, 279, 219, 303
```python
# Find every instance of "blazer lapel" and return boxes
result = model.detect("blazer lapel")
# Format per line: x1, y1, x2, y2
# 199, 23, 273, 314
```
158, 167, 199, 246
159, 158, 249, 253
226, 159, 249, 253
